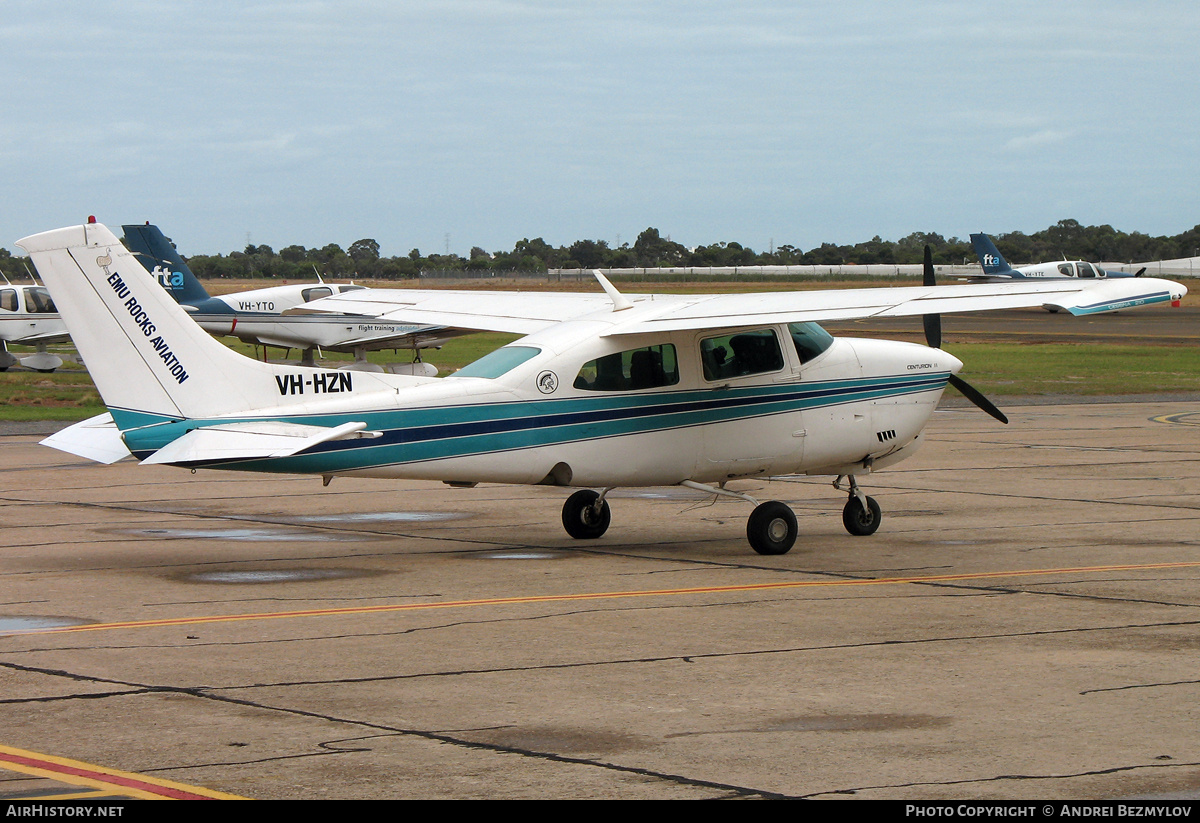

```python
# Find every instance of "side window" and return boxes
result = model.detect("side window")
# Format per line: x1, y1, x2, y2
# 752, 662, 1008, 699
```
1077, 262, 1097, 278
700, 329, 783, 381
25, 287, 56, 313
338, 285, 366, 293
0, 289, 16, 312
1057, 263, 1074, 277
573, 344, 679, 391
788, 322, 834, 364
302, 286, 333, 302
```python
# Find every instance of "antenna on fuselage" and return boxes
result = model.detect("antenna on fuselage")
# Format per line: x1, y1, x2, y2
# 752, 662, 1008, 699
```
593, 269, 633, 312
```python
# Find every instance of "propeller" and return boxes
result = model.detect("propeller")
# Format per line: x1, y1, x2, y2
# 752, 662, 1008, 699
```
921, 246, 1009, 424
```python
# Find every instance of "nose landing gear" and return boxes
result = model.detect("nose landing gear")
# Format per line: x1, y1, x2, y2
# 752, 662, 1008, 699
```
835, 475, 882, 536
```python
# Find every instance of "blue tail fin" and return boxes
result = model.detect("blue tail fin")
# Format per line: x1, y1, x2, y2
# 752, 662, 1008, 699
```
970, 233, 1018, 277
122, 223, 212, 305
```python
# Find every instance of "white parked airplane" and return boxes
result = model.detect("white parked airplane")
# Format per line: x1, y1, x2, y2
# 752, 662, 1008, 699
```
0, 279, 68, 371
123, 223, 461, 374
970, 233, 1145, 281
23, 220, 1187, 555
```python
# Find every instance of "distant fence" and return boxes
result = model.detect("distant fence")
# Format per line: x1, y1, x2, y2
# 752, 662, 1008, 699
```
417, 264, 985, 282
551, 264, 984, 278
416, 260, 1200, 283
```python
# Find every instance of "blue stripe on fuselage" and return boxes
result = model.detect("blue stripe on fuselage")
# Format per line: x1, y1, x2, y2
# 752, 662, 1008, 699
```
116, 371, 951, 472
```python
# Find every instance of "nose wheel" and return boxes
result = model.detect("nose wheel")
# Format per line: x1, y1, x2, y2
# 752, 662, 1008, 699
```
836, 475, 882, 536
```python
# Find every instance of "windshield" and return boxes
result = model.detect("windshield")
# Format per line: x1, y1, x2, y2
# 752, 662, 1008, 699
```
453, 346, 542, 379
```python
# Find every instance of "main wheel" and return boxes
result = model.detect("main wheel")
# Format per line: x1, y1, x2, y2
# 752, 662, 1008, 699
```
562, 490, 611, 539
842, 495, 882, 536
747, 501, 797, 555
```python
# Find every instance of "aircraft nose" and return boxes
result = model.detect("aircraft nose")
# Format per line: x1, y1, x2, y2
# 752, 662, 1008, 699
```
942, 350, 964, 376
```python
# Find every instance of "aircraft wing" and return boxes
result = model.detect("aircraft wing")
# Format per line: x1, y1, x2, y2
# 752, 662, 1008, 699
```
605, 278, 1187, 335
0, 329, 73, 345
288, 288, 627, 334
286, 277, 1186, 338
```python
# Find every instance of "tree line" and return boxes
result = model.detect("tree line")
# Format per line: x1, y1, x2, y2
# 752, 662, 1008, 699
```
3, 219, 1198, 283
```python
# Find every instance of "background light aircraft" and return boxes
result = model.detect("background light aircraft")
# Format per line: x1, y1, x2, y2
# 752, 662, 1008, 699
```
23, 221, 1187, 555
0, 277, 68, 372
970, 232, 1146, 281
122, 223, 459, 374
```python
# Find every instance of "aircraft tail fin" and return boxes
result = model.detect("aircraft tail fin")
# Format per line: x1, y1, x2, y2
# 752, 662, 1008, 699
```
17, 221, 416, 430
121, 223, 212, 305
970, 233, 1019, 277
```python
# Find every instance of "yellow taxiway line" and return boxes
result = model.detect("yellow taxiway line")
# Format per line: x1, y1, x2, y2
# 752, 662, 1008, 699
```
3, 561, 1198, 638
0, 744, 246, 800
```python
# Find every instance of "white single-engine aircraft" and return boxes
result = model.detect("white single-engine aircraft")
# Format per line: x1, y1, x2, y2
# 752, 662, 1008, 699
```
0, 278, 69, 372
22, 220, 1188, 555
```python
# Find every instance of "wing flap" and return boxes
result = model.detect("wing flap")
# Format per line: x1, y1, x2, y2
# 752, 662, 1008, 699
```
141, 420, 381, 465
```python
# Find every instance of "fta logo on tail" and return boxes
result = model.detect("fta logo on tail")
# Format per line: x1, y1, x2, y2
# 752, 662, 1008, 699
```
982, 254, 998, 267
151, 265, 185, 290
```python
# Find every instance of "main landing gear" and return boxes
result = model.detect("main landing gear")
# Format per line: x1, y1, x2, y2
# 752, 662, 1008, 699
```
558, 475, 883, 555
562, 489, 612, 540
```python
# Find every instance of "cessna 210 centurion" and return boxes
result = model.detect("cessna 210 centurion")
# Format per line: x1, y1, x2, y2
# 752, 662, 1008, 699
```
21, 220, 1188, 555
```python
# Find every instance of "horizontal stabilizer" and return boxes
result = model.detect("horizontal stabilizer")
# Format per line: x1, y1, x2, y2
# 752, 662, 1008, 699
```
40, 413, 131, 464
141, 420, 381, 465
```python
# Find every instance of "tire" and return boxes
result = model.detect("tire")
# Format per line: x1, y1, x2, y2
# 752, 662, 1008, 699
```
747, 501, 797, 555
562, 490, 611, 539
842, 495, 882, 536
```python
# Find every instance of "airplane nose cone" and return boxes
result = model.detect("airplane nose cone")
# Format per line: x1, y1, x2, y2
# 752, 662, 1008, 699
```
943, 351, 964, 375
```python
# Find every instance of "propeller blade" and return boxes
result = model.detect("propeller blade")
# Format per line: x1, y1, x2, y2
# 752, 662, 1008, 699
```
922, 245, 942, 348
921, 244, 1007, 423
948, 374, 1009, 424
923, 313, 941, 349
1134, 267, 1146, 277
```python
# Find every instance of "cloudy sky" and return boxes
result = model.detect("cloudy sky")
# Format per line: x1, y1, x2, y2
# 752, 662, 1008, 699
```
3, 1, 1198, 258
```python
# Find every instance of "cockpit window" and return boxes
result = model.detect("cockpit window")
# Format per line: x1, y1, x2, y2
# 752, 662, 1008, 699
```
1077, 262, 1098, 278
454, 345, 541, 379
0, 289, 16, 312
1057, 263, 1075, 277
788, 322, 834, 364
25, 287, 56, 313
302, 286, 334, 302
700, 329, 784, 381
338, 285, 366, 293
573, 344, 679, 392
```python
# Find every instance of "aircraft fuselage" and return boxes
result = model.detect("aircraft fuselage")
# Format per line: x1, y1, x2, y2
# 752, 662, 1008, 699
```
115, 318, 959, 489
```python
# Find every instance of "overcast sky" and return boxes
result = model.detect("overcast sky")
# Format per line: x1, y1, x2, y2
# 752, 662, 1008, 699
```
3, 1, 1198, 258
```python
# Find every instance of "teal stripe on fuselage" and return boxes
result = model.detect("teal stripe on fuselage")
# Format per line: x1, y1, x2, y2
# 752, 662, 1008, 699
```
115, 371, 950, 474
1067, 290, 1174, 315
